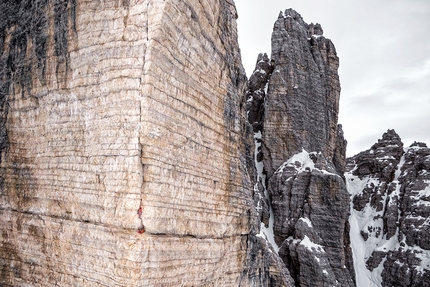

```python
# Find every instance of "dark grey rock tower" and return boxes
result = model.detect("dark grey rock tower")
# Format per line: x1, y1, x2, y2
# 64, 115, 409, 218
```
247, 8, 355, 287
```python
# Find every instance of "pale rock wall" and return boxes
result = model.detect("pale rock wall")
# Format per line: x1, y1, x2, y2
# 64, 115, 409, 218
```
0, 0, 252, 286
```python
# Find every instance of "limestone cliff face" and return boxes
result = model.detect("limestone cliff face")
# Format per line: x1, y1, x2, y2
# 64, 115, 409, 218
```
346, 130, 430, 287
0, 0, 253, 286
247, 9, 355, 287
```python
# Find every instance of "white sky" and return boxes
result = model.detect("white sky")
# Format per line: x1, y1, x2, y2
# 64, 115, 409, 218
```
235, 0, 430, 156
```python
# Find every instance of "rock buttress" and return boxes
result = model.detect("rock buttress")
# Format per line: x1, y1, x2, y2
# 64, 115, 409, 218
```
262, 9, 341, 179
247, 9, 355, 287
0, 0, 254, 286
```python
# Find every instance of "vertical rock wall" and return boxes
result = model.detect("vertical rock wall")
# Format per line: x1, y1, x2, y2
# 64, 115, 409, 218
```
262, 9, 341, 179
247, 9, 355, 286
0, 0, 253, 286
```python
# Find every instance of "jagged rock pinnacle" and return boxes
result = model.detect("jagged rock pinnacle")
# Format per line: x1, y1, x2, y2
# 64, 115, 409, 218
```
247, 8, 355, 287
262, 9, 342, 178
346, 130, 430, 287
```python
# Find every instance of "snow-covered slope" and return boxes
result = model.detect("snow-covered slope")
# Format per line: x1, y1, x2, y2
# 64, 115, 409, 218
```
346, 130, 430, 287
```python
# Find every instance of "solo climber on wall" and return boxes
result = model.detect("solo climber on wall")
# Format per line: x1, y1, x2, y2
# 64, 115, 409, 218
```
137, 204, 145, 234
137, 206, 143, 219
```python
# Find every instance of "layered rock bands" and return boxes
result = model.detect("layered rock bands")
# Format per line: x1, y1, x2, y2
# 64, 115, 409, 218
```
2, 1, 429, 286
0, 0, 255, 286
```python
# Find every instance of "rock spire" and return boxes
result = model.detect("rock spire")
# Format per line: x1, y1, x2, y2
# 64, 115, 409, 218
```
262, 8, 342, 178
247, 8, 355, 287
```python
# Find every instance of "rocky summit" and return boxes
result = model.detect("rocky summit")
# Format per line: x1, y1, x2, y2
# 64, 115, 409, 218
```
0, 1, 429, 287
346, 129, 430, 287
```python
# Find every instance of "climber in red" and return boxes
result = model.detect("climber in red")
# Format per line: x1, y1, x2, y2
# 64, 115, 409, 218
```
137, 204, 144, 234
137, 206, 143, 219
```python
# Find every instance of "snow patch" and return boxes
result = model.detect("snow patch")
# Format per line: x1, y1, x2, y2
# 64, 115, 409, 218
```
257, 69, 266, 75
264, 82, 269, 94
275, 149, 315, 174
347, 150, 409, 287
274, 149, 341, 179
300, 235, 324, 252
299, 217, 312, 227
416, 248, 430, 274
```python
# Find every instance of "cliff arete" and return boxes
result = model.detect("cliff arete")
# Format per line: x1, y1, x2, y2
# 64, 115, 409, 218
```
1, 1, 429, 287
1, 0, 251, 285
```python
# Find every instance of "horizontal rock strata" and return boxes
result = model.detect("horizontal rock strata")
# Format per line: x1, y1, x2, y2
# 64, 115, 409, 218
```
0, 0, 253, 286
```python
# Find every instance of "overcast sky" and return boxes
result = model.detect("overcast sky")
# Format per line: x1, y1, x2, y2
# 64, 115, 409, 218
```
235, 0, 430, 156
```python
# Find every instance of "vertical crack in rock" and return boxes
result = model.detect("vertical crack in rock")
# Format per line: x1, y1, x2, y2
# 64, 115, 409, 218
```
346, 129, 430, 287
246, 9, 355, 287
53, 0, 77, 86
240, 52, 297, 287
136, 0, 153, 235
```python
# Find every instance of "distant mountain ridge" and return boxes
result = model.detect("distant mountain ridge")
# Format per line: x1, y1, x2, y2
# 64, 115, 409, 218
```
346, 129, 430, 287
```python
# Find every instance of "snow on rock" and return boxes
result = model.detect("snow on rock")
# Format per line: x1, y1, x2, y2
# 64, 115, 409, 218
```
269, 147, 354, 286
299, 217, 312, 227
346, 130, 430, 287
254, 130, 279, 253
347, 172, 392, 287
275, 149, 315, 174
300, 235, 324, 252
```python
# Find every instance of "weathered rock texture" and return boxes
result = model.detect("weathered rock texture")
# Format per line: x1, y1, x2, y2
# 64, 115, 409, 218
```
347, 129, 430, 287
261, 9, 342, 179
0, 0, 256, 286
247, 9, 354, 287
4, 1, 428, 286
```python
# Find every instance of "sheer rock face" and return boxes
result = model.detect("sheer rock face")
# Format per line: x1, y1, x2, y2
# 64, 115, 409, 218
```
247, 9, 354, 287
0, 0, 254, 286
240, 235, 296, 287
268, 151, 354, 287
262, 8, 341, 179
346, 129, 430, 287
